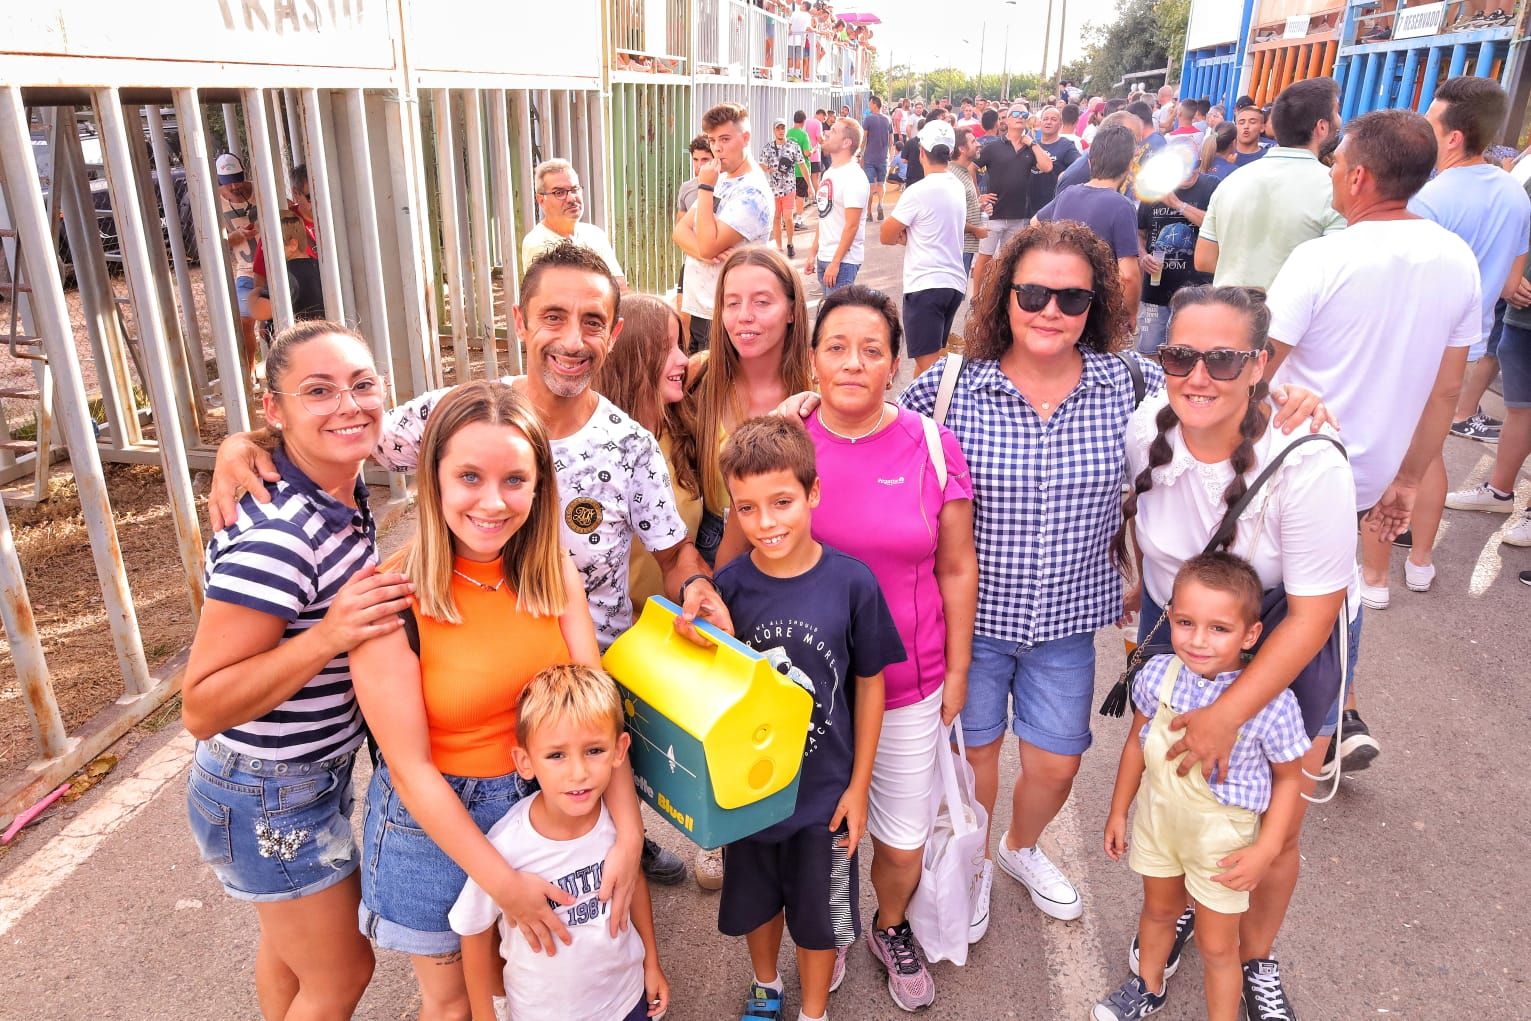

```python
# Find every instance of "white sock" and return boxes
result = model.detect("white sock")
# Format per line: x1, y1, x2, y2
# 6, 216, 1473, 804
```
798, 1012, 826, 1021
1489, 484, 1513, 498
755, 973, 784, 994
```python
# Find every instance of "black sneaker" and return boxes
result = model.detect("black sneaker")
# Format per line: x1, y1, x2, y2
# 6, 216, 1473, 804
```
641, 836, 687, 885
786, 242, 796, 258
1480, 410, 1504, 428
1521, 569, 1531, 587
1242, 958, 1298, 1020
1092, 974, 1167, 1020
1450, 414, 1501, 442
1392, 529, 1412, 549
1337, 709, 1380, 772
1129, 904, 1195, 979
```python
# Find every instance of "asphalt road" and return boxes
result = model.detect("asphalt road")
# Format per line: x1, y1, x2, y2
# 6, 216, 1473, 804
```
1, 216, 1527, 1021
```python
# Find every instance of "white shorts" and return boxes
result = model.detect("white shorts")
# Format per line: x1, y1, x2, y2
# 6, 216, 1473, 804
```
867, 687, 943, 850
978, 217, 1029, 257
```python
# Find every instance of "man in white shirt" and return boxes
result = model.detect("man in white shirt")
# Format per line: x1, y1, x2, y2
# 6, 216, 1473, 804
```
1265, 109, 1478, 836
522, 159, 627, 290
788, 1, 811, 81
1402, 77, 1531, 599
806, 116, 869, 291
881, 120, 968, 374
672, 103, 773, 352
1195, 77, 1346, 288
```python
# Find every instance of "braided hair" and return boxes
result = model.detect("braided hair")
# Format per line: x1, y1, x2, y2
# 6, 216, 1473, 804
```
1111, 285, 1273, 574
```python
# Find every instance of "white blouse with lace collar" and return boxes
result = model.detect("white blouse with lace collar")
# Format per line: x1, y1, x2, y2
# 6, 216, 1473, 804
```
1124, 389, 1359, 614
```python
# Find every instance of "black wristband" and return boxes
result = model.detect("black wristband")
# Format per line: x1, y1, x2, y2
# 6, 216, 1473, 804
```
678, 572, 714, 603
698, 183, 715, 192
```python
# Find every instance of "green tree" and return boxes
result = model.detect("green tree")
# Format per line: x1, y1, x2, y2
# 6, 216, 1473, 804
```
1067, 0, 1192, 97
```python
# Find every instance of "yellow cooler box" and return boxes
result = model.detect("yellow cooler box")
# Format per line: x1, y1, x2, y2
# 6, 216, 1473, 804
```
602, 597, 814, 849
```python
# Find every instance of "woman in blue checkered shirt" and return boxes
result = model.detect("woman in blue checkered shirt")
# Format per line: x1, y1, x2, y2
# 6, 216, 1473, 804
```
898, 222, 1328, 936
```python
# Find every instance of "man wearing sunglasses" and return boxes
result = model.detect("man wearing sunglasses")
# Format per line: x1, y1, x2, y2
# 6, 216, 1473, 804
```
970, 102, 1055, 301
523, 158, 628, 292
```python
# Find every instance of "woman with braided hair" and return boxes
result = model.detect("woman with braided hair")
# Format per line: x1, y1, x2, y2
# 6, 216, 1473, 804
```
1114, 284, 1357, 1019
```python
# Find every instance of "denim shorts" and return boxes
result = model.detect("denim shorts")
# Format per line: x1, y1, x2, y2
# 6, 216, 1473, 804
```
963, 630, 1097, 755
235, 276, 257, 318
1498, 320, 1531, 407
816, 260, 861, 292
1136, 302, 1170, 356
360, 757, 534, 956
863, 161, 887, 184
186, 739, 360, 903
1138, 593, 1359, 739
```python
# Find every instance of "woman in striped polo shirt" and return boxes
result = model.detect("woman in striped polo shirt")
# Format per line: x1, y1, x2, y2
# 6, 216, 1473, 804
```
183, 321, 414, 1017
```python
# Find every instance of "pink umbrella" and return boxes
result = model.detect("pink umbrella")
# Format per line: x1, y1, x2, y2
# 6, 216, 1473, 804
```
837, 10, 882, 24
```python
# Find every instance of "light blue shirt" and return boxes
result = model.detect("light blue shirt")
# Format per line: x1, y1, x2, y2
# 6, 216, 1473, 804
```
1410, 162, 1531, 339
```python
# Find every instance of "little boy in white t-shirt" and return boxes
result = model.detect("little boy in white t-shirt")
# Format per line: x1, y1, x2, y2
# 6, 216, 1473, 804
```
449, 665, 669, 1021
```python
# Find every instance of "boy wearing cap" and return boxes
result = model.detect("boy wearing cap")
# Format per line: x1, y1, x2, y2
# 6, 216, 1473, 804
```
216, 153, 261, 381
763, 119, 811, 259
880, 120, 969, 374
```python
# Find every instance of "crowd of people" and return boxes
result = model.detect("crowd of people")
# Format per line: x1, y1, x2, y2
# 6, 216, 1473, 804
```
184, 66, 1526, 1021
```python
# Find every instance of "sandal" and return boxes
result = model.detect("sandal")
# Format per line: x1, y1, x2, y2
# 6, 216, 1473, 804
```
741, 983, 784, 1020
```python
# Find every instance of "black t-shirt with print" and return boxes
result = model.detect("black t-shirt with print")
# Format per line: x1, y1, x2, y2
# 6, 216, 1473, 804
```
975, 136, 1041, 219
1137, 173, 1220, 307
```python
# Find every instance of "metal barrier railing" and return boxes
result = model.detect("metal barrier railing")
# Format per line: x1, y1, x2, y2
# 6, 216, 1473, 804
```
0, 0, 869, 821
0, 82, 596, 817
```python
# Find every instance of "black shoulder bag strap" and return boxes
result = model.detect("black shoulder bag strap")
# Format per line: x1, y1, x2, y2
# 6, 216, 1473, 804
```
1099, 432, 1348, 717
1114, 350, 1147, 409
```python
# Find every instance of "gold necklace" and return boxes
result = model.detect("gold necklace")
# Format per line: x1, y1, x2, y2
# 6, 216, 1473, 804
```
452, 568, 506, 593
817, 405, 886, 443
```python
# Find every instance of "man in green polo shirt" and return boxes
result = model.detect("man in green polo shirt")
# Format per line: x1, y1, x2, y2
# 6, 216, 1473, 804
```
1195, 78, 1346, 288
788, 111, 815, 231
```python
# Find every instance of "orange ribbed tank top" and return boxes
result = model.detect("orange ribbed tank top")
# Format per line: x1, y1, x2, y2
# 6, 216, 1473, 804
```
409, 555, 571, 778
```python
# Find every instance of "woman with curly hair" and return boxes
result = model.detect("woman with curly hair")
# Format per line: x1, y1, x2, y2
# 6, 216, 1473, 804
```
898, 221, 1325, 934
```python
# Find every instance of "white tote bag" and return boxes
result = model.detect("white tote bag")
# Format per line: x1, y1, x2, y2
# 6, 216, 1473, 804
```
906, 722, 989, 966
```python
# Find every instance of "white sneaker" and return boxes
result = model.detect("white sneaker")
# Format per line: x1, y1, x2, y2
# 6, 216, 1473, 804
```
1445, 482, 1516, 512
995, 833, 1083, 921
1359, 579, 1390, 610
1404, 559, 1435, 593
968, 858, 994, 943
1503, 512, 1531, 548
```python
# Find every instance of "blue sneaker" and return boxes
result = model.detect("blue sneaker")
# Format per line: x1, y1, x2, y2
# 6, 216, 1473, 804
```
1092, 974, 1167, 1020
741, 982, 784, 1020
1129, 904, 1196, 979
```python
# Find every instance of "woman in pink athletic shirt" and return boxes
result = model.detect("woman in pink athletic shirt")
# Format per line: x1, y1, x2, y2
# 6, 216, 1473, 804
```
718, 284, 978, 1010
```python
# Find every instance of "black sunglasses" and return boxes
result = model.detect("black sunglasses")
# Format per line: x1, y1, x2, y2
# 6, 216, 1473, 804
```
1010, 283, 1095, 316
1158, 345, 1262, 380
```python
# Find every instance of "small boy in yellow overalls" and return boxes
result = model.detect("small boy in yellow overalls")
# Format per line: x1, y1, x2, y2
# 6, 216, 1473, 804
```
1094, 552, 1311, 1021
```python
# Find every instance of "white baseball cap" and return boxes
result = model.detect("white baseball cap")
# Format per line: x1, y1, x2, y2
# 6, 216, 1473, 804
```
215, 153, 246, 184
917, 119, 956, 153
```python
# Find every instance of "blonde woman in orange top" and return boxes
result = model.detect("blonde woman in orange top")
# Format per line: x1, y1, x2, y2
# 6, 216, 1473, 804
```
351, 381, 645, 1019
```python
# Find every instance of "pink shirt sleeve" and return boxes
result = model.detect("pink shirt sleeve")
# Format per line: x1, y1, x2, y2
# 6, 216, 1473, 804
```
937, 423, 973, 504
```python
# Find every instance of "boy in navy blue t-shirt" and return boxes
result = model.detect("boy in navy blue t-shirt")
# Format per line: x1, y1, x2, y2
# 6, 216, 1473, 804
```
712, 416, 905, 1021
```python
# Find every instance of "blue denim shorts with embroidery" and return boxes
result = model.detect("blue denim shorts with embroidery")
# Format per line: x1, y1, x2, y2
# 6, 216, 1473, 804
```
359, 756, 534, 956
187, 739, 360, 903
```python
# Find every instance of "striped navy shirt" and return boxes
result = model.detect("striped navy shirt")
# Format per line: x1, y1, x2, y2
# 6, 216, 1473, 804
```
202, 446, 376, 762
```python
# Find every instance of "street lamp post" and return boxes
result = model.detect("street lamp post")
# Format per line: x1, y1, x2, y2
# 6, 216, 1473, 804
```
1041, 0, 1055, 86
1001, 0, 1016, 101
